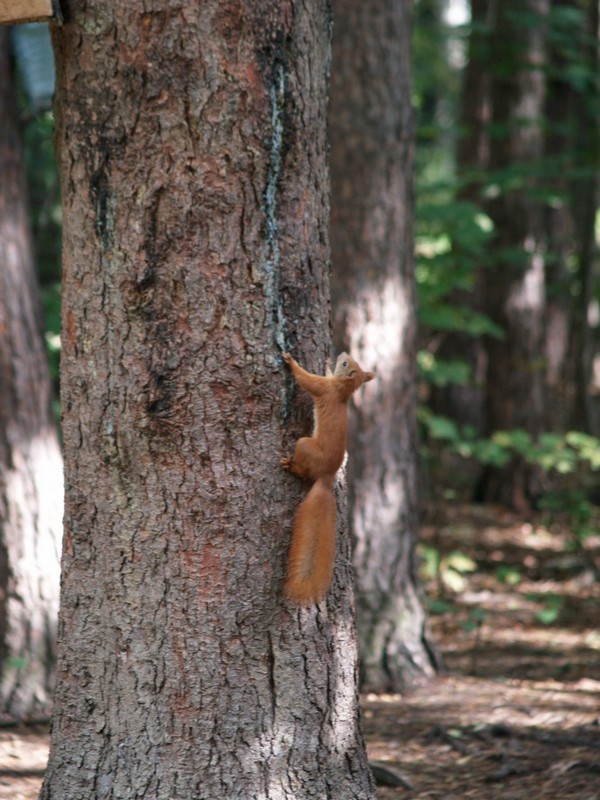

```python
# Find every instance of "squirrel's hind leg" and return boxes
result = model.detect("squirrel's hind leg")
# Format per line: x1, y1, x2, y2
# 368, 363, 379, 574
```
282, 437, 326, 481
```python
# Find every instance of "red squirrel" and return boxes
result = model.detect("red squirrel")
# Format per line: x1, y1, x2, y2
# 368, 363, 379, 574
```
281, 351, 374, 603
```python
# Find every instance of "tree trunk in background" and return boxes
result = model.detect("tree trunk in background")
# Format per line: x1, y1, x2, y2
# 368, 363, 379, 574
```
330, 0, 440, 692
479, 0, 550, 510
543, 0, 577, 431
456, 0, 494, 175
569, 0, 600, 434
543, 0, 600, 434
430, 0, 494, 434
0, 30, 62, 722
42, 2, 375, 798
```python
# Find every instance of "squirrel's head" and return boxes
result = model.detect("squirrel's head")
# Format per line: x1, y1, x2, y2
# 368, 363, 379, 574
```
334, 352, 375, 389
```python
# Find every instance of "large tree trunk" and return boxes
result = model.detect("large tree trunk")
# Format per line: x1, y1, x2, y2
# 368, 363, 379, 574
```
479, 0, 550, 510
329, 0, 440, 692
42, 2, 375, 798
0, 30, 62, 721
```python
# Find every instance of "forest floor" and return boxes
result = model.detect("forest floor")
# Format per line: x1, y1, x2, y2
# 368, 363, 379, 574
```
365, 503, 600, 800
2, 503, 599, 800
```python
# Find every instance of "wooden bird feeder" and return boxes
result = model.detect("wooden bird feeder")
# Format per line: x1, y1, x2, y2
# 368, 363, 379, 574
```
0, 0, 63, 25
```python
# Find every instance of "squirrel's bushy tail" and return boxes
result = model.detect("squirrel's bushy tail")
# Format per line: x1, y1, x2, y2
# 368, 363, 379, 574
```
285, 477, 336, 604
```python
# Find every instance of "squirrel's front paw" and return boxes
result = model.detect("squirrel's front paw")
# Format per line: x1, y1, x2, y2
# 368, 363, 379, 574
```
281, 456, 293, 471
282, 352, 292, 365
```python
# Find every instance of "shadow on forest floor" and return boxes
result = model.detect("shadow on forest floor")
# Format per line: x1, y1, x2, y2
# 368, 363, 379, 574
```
364, 503, 600, 800
2, 504, 599, 799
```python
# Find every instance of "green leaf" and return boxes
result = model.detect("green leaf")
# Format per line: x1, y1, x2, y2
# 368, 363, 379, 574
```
417, 352, 472, 387
535, 595, 563, 625
419, 544, 441, 580
445, 551, 477, 574
496, 566, 521, 586
419, 303, 504, 338
421, 412, 461, 442
427, 598, 455, 615
492, 429, 532, 454
469, 439, 512, 467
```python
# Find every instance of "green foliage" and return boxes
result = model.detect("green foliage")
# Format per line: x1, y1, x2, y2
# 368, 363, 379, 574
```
9, 656, 28, 671
426, 596, 455, 616
418, 543, 477, 593
22, 110, 61, 286
420, 407, 600, 481
443, 551, 477, 594
419, 544, 441, 581
547, 4, 599, 95
527, 593, 563, 626
413, 1, 600, 505
21, 110, 62, 379
412, 0, 463, 132
420, 405, 600, 548
417, 352, 471, 388
2, 656, 28, 676
538, 488, 598, 548
419, 409, 507, 467
495, 565, 522, 586
460, 607, 485, 633
416, 188, 503, 340
419, 303, 503, 338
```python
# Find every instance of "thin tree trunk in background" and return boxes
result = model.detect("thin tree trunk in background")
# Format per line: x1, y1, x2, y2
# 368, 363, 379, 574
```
569, 0, 600, 434
330, 0, 440, 692
42, 2, 375, 797
0, 30, 62, 721
430, 0, 495, 433
543, 0, 600, 434
456, 0, 494, 175
544, 25, 575, 431
479, 0, 550, 510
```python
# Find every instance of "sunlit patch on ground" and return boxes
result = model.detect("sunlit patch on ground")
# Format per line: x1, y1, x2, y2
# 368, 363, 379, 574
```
0, 726, 48, 800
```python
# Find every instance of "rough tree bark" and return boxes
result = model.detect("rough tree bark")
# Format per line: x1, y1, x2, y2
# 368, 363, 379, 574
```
41, 1, 376, 798
479, 0, 551, 510
329, 0, 440, 692
0, 30, 62, 721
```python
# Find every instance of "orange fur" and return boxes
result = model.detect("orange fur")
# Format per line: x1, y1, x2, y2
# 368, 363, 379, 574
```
281, 352, 374, 604
285, 477, 336, 603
